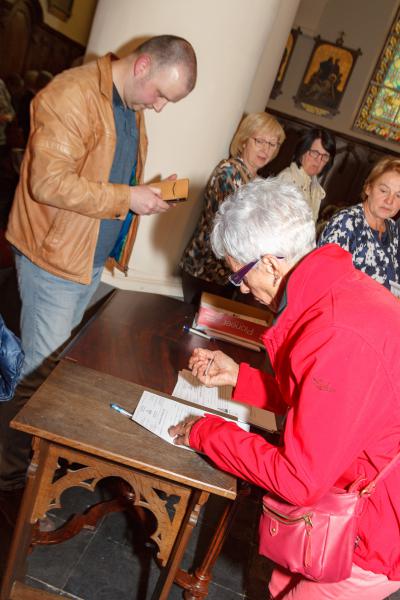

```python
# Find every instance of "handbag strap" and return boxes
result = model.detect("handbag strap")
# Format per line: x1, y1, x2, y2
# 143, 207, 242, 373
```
361, 448, 400, 496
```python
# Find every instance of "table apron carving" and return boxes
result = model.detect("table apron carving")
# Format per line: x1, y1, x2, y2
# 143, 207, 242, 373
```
29, 438, 196, 566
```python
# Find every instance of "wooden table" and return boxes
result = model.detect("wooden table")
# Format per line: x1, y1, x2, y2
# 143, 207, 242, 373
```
1, 291, 267, 600
66, 289, 265, 389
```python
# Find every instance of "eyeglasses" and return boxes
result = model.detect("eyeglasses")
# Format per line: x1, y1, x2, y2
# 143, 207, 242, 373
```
308, 149, 330, 163
252, 137, 281, 151
228, 256, 285, 287
228, 259, 259, 286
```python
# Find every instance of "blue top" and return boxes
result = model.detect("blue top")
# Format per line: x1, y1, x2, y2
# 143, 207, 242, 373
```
318, 203, 399, 289
93, 86, 138, 267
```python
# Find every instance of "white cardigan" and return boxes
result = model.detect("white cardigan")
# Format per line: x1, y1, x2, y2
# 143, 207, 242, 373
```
277, 162, 326, 222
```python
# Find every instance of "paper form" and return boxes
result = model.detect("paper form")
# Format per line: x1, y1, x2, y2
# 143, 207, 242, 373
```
173, 370, 277, 432
132, 390, 250, 450
172, 369, 251, 422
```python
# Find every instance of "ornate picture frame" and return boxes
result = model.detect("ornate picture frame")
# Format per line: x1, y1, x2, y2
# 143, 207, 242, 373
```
270, 27, 302, 99
293, 35, 362, 117
47, 0, 74, 21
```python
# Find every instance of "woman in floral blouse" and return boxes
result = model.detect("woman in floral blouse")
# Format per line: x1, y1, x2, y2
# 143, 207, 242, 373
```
179, 112, 285, 304
319, 157, 400, 291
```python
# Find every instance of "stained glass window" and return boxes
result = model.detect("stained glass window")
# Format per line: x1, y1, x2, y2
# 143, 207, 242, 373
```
353, 9, 400, 142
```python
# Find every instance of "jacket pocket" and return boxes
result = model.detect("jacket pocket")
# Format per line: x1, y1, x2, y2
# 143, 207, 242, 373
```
41, 210, 69, 251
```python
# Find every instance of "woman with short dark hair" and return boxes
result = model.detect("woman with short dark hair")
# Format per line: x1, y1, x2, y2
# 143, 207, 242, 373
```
278, 127, 336, 221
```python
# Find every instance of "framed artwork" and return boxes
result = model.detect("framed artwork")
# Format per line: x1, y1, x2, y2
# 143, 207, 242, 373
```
47, 0, 74, 21
270, 27, 302, 99
293, 35, 362, 117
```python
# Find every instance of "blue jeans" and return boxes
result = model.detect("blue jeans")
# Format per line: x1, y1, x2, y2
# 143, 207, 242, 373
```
15, 254, 103, 378
0, 255, 103, 490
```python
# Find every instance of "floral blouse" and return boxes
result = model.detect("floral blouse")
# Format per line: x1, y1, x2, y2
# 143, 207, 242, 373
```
179, 157, 251, 285
318, 203, 399, 289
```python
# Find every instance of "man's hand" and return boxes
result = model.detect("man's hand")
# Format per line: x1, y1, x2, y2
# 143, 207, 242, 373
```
189, 348, 239, 387
129, 184, 170, 215
129, 173, 178, 215
168, 417, 202, 448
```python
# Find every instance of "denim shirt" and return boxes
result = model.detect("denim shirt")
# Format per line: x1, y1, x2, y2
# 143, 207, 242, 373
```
93, 85, 138, 267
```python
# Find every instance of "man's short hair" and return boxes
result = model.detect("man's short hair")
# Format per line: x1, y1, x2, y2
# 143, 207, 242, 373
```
136, 35, 197, 92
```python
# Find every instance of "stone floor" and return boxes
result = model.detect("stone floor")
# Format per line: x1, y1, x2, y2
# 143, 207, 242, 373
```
23, 483, 273, 599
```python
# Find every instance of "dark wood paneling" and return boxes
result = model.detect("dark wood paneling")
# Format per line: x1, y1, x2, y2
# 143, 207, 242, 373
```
0, 0, 85, 79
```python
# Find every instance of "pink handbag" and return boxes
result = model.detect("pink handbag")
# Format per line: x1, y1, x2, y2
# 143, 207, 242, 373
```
259, 452, 400, 583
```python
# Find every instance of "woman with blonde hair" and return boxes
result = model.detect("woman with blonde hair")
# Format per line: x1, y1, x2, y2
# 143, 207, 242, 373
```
319, 156, 400, 291
179, 112, 285, 304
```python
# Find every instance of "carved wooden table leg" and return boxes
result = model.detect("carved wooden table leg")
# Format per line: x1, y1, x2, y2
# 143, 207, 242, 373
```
0, 437, 49, 600
174, 483, 251, 600
151, 490, 209, 600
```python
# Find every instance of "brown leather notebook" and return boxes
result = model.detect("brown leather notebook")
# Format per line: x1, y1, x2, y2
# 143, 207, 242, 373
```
151, 178, 189, 203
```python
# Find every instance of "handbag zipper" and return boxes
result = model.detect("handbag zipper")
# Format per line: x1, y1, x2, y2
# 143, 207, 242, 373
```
263, 505, 313, 527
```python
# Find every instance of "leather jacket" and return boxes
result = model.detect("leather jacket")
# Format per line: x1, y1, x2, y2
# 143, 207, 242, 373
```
6, 54, 148, 284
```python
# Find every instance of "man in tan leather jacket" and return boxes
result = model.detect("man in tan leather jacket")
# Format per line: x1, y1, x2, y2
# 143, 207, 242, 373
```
0, 35, 197, 493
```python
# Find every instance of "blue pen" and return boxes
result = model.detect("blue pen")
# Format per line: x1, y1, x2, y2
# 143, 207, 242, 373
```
110, 403, 133, 418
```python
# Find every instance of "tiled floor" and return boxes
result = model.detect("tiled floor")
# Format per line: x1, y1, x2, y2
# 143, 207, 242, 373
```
22, 483, 273, 599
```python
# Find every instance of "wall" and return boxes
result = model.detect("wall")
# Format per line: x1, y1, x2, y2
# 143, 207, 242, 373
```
245, 0, 301, 113
267, 0, 400, 153
38, 0, 97, 46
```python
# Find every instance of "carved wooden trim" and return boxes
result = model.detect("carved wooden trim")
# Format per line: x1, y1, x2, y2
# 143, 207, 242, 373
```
29, 442, 193, 565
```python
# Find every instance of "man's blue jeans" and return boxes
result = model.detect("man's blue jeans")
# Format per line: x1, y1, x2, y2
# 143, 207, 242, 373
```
0, 254, 103, 490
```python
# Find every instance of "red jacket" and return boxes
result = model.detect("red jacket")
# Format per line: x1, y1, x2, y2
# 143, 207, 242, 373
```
190, 245, 400, 579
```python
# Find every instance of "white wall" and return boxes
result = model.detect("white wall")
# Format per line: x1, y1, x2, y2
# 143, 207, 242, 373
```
246, 0, 301, 113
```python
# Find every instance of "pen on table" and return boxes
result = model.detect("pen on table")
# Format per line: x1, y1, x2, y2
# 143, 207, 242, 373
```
204, 356, 214, 377
110, 403, 133, 418
183, 324, 212, 340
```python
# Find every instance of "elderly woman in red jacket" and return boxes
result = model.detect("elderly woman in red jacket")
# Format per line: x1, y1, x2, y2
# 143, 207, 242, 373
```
169, 178, 400, 600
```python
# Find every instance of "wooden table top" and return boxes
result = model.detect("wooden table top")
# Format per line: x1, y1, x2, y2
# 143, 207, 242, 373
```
11, 359, 238, 499
66, 290, 267, 393
12, 291, 269, 500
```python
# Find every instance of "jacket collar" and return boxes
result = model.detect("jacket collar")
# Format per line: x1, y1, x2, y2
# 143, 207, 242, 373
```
97, 53, 118, 102
289, 161, 312, 186
263, 245, 354, 354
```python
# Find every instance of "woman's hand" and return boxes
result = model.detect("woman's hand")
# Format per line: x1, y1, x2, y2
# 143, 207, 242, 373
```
188, 348, 239, 387
168, 417, 202, 448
